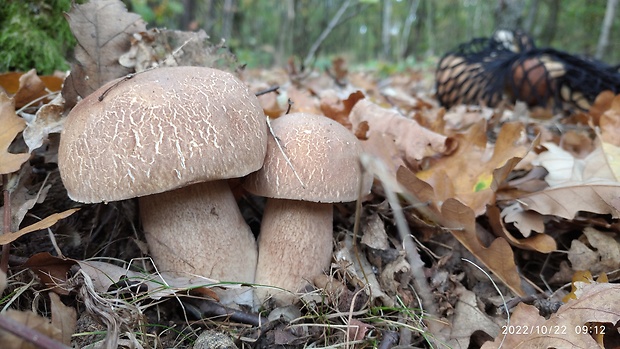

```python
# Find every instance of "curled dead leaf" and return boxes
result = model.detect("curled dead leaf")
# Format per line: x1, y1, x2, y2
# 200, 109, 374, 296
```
0, 93, 30, 174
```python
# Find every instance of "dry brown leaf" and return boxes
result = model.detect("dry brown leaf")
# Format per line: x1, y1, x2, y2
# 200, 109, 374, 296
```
0, 93, 30, 174
488, 204, 556, 253
440, 285, 500, 348
49, 292, 77, 345
320, 90, 364, 129
518, 183, 620, 219
351, 99, 453, 169
0, 208, 79, 243
361, 213, 389, 250
589, 90, 616, 123
481, 283, 620, 349
62, 0, 147, 106
287, 85, 321, 114
0, 310, 63, 349
78, 260, 222, 300
568, 227, 620, 274
417, 121, 532, 216
13, 69, 48, 109
22, 253, 78, 295
397, 167, 525, 296
599, 93, 620, 146
22, 93, 65, 152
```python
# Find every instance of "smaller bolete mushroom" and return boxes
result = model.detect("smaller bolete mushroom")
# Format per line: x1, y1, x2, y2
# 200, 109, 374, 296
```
59, 66, 267, 306
243, 112, 372, 305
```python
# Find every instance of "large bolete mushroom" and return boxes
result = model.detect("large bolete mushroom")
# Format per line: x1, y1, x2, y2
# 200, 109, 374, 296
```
59, 66, 267, 305
243, 112, 372, 305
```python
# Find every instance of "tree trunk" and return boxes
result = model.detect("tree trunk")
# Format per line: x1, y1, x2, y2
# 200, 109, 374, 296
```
595, 0, 618, 59
221, 0, 236, 40
303, 0, 353, 68
276, 0, 295, 66
425, 0, 435, 57
180, 0, 196, 30
382, 0, 392, 60
523, 0, 540, 34
398, 0, 420, 61
494, 0, 525, 31
539, 0, 559, 46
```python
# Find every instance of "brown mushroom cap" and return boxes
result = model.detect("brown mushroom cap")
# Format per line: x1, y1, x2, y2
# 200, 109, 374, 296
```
243, 112, 371, 203
59, 67, 267, 203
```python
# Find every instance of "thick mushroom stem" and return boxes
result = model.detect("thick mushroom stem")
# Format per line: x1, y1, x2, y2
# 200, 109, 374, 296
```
139, 180, 257, 305
255, 198, 333, 305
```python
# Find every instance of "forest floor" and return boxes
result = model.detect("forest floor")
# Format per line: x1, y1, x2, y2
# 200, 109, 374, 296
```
2, 1, 620, 349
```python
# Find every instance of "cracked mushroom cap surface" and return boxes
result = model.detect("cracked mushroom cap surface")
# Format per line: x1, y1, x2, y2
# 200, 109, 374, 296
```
59, 66, 267, 203
243, 112, 371, 202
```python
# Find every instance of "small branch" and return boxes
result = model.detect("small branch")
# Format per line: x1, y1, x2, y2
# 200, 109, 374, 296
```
0, 313, 71, 349
266, 115, 306, 189
378, 330, 399, 349
303, 0, 354, 68
255, 85, 280, 97
191, 299, 267, 327
2, 174, 11, 273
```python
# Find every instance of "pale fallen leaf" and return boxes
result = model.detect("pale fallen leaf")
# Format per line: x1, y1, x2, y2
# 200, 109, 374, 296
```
568, 227, 620, 274
518, 183, 620, 219
499, 202, 545, 238
361, 213, 389, 250
62, 0, 147, 107
0, 209, 80, 243
0, 93, 30, 174
351, 99, 453, 167
22, 93, 65, 153
489, 204, 556, 253
0, 310, 63, 349
49, 292, 77, 345
441, 285, 501, 349
78, 260, 224, 300
481, 283, 620, 349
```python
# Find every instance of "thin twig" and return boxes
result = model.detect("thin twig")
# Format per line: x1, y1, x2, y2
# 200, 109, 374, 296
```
255, 85, 280, 97
0, 313, 71, 349
191, 299, 267, 327
265, 116, 306, 188
2, 174, 11, 272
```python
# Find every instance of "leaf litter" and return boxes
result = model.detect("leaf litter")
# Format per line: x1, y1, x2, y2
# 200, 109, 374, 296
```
2, 0, 620, 348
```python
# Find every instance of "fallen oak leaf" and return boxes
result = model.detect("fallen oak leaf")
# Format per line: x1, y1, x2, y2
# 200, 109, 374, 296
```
488, 204, 555, 253
351, 99, 454, 167
416, 121, 534, 216
0, 93, 30, 174
22, 93, 65, 152
481, 283, 620, 349
518, 183, 620, 219
62, 0, 147, 107
22, 252, 78, 296
397, 167, 525, 296
78, 260, 225, 300
49, 292, 77, 345
441, 198, 525, 296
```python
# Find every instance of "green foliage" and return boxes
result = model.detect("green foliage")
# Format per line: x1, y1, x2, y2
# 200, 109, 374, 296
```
126, 0, 183, 28
0, 0, 77, 74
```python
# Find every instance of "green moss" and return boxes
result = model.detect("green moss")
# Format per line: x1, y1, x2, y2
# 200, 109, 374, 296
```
0, 0, 77, 74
